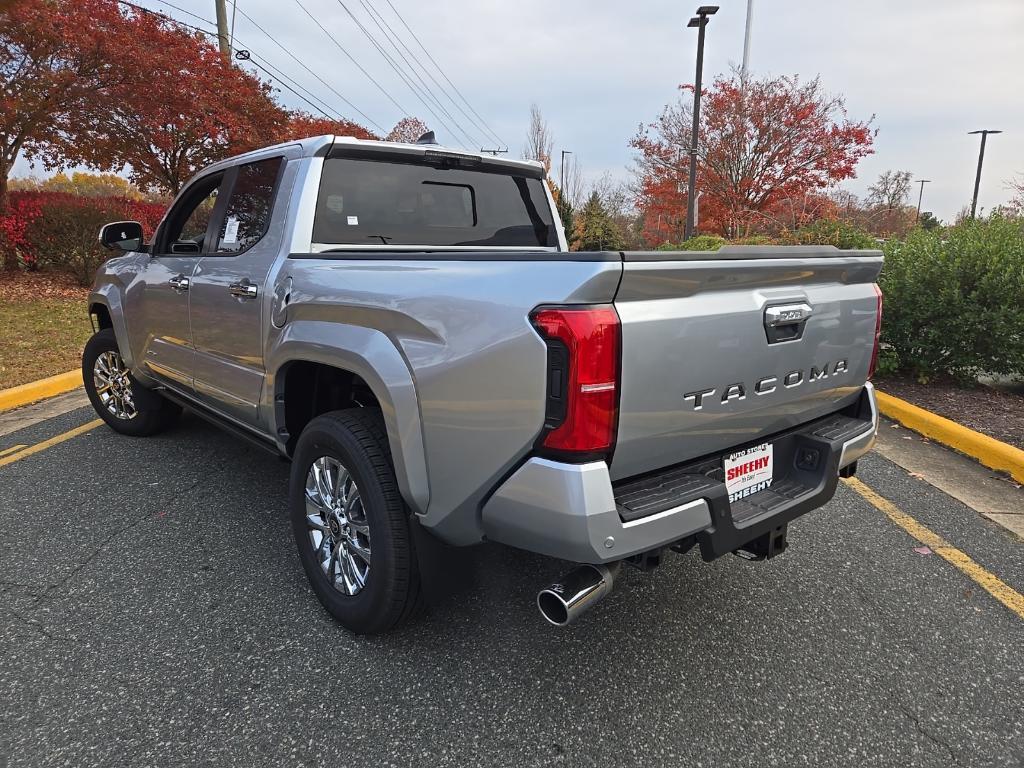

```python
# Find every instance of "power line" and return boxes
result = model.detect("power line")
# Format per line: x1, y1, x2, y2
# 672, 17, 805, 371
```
248, 54, 339, 120
230, 2, 387, 132
365, 0, 498, 148
131, 0, 387, 132
330, 0, 473, 148
356, 0, 481, 147
119, 0, 341, 121
290, 0, 412, 123
358, 0, 477, 145
381, 0, 505, 149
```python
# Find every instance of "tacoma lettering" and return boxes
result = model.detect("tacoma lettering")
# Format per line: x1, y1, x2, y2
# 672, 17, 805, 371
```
685, 359, 849, 410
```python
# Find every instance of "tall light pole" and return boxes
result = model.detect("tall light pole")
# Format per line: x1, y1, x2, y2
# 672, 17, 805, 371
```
915, 179, 931, 223
560, 150, 573, 202
684, 5, 718, 241
968, 129, 1002, 218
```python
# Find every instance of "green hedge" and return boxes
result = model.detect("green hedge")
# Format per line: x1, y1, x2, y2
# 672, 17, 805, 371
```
879, 215, 1024, 381
778, 219, 878, 250
654, 221, 878, 252
656, 235, 727, 251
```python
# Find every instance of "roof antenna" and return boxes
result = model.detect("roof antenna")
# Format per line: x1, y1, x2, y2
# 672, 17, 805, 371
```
416, 131, 438, 145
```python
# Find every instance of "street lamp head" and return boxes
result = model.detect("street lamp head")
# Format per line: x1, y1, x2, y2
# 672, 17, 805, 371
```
687, 16, 701, 27
697, 5, 720, 14
968, 130, 1003, 135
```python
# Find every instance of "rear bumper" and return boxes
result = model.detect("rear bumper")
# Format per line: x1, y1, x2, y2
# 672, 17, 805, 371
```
481, 383, 878, 564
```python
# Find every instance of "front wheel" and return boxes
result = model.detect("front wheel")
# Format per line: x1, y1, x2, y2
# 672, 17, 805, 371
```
82, 328, 181, 436
289, 408, 423, 634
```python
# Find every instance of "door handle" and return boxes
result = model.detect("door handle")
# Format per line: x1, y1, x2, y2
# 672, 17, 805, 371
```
229, 280, 258, 299
169, 274, 190, 293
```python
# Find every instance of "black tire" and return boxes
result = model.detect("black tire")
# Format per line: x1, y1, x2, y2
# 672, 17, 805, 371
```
290, 408, 423, 634
82, 328, 181, 436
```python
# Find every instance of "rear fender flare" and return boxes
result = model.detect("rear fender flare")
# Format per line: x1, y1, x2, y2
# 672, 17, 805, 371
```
266, 321, 429, 515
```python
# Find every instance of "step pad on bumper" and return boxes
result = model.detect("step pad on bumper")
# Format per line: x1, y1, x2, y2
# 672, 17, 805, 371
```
615, 471, 720, 523
611, 406, 875, 561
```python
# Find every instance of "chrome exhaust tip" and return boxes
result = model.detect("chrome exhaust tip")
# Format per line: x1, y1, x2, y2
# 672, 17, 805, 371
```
537, 563, 618, 626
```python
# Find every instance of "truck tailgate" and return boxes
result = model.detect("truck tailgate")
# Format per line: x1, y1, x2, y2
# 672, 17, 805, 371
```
609, 246, 883, 481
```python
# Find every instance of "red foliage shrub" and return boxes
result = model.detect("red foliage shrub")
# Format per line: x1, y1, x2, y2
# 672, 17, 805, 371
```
0, 191, 167, 284
0, 192, 47, 268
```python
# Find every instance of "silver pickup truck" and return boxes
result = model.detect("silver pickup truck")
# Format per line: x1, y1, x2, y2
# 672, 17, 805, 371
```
87, 134, 882, 633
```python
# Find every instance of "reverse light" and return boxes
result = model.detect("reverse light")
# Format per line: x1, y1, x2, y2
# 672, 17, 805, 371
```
868, 284, 883, 379
531, 306, 621, 459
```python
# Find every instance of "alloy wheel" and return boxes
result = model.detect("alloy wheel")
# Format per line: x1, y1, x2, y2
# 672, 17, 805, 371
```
304, 456, 372, 595
93, 350, 138, 420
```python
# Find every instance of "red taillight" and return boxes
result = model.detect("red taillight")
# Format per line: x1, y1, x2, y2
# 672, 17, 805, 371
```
531, 306, 620, 458
868, 284, 883, 379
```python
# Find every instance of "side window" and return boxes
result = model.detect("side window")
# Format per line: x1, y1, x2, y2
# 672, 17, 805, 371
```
159, 173, 224, 254
215, 157, 282, 254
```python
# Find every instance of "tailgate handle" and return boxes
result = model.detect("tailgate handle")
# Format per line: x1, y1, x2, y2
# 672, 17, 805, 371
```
764, 303, 812, 343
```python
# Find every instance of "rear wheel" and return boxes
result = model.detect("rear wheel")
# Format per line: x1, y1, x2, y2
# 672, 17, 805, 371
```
290, 408, 422, 634
82, 328, 180, 436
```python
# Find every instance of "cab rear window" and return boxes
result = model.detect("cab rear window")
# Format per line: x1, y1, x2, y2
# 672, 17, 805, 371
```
312, 156, 557, 248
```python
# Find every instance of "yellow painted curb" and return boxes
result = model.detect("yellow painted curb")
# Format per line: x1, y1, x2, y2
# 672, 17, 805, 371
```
877, 390, 1024, 484
0, 370, 82, 413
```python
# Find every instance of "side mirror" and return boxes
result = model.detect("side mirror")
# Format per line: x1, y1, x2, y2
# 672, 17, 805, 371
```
99, 221, 144, 252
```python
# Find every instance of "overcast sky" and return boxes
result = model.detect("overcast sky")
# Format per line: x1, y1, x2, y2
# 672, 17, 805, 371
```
17, 0, 1023, 220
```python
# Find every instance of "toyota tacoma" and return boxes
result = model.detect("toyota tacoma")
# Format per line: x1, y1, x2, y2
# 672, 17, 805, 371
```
85, 134, 882, 633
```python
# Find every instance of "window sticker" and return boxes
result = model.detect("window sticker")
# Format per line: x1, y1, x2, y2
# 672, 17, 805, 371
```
326, 195, 345, 213
223, 216, 240, 244
347, 215, 359, 226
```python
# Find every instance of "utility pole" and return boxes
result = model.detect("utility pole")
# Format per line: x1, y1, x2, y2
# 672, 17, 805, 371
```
214, 0, 231, 63
968, 129, 1002, 218
915, 179, 931, 223
684, 6, 718, 241
480, 148, 508, 156
560, 150, 573, 201
741, 0, 754, 79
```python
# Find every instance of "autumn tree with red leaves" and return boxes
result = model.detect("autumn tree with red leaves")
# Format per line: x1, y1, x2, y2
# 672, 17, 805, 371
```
281, 111, 378, 142
1, 0, 290, 209
0, 0, 130, 215
2, 1, 396, 206
65, 8, 287, 197
385, 117, 430, 144
632, 72, 875, 240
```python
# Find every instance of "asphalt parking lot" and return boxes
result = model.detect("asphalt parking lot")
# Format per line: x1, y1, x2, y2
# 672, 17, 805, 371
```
2, 399, 1022, 767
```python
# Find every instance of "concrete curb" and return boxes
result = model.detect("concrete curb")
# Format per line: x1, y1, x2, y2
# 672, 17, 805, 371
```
0, 370, 81, 413
877, 390, 1024, 484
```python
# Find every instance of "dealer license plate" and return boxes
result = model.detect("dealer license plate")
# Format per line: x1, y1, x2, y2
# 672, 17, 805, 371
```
723, 443, 774, 503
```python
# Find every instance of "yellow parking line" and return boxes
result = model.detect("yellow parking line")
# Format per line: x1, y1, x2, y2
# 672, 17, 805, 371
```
0, 444, 27, 457
843, 477, 1024, 620
0, 420, 104, 468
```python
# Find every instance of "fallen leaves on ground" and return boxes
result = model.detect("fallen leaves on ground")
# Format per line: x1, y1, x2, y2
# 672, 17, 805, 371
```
0, 271, 90, 301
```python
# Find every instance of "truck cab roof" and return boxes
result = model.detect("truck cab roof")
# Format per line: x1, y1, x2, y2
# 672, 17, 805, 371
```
204, 134, 544, 177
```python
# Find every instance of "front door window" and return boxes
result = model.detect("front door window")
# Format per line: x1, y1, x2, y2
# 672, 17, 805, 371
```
159, 174, 225, 254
